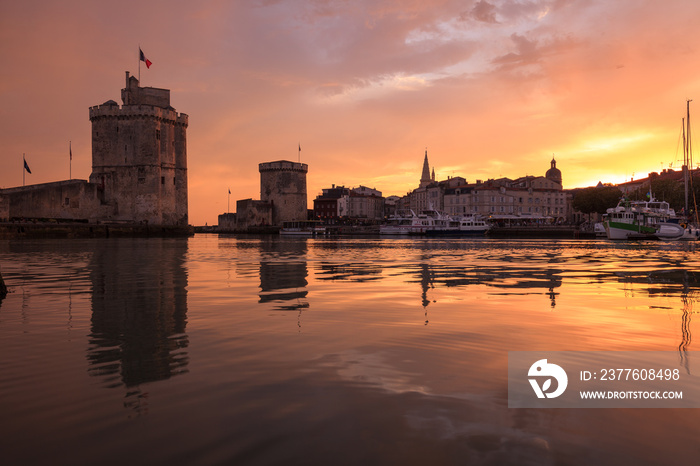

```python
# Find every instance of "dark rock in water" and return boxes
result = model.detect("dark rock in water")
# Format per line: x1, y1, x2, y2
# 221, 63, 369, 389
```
0, 268, 7, 297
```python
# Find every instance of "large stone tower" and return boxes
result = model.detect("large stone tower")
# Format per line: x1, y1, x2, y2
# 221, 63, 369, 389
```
88, 72, 189, 225
259, 160, 308, 226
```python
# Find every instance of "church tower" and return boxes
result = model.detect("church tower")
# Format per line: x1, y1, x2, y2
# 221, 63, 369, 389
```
89, 72, 189, 225
545, 156, 562, 186
420, 150, 432, 188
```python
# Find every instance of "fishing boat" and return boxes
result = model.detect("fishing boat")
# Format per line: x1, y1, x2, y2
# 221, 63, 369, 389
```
603, 197, 679, 240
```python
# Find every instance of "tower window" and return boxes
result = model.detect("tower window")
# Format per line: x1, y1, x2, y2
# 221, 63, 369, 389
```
161, 176, 165, 185
156, 129, 161, 140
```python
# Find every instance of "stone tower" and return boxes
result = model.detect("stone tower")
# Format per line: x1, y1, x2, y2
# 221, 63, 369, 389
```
259, 160, 308, 226
88, 72, 189, 225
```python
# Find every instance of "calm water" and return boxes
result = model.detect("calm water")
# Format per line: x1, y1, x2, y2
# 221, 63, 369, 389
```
0, 235, 699, 465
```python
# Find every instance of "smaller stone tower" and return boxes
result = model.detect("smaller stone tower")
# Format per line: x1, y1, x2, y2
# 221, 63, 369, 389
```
259, 160, 308, 226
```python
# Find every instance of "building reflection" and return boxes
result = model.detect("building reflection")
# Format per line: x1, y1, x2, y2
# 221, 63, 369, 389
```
411, 263, 563, 311
258, 238, 309, 311
86, 238, 189, 414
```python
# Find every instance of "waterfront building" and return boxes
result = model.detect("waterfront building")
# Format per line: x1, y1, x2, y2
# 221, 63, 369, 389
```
442, 159, 571, 222
345, 186, 384, 221
313, 185, 384, 222
313, 185, 351, 222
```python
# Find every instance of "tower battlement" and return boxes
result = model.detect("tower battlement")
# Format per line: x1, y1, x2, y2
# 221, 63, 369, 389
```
89, 104, 188, 126
259, 161, 308, 173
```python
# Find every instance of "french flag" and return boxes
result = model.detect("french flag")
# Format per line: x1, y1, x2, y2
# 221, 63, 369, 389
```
139, 48, 152, 69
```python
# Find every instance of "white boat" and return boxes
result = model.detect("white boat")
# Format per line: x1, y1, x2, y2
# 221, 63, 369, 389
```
657, 223, 700, 241
280, 221, 326, 236
455, 215, 490, 235
423, 210, 461, 235
594, 222, 606, 237
603, 197, 678, 240
380, 210, 422, 235
381, 209, 454, 235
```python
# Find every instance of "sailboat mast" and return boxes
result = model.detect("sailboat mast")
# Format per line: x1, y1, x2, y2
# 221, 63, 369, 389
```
684, 114, 689, 216
687, 99, 699, 224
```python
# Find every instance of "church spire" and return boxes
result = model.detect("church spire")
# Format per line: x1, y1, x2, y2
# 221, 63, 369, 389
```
420, 149, 431, 187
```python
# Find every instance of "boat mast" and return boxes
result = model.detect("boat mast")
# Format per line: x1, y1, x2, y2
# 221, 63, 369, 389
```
688, 99, 700, 224
683, 113, 688, 216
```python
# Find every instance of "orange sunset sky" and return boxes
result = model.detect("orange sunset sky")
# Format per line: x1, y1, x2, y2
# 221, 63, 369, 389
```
2, 0, 700, 226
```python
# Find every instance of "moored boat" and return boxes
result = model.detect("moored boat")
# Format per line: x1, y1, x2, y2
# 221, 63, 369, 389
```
280, 220, 326, 236
603, 197, 676, 240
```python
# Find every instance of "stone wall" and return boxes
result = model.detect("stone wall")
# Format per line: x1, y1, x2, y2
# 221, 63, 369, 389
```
236, 199, 272, 230
0, 180, 105, 221
217, 213, 237, 232
0, 195, 9, 221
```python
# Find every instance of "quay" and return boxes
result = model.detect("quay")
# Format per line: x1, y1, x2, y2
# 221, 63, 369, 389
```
0, 222, 193, 239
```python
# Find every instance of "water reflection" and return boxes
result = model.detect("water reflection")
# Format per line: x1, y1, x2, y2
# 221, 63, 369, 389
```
258, 238, 309, 311
3, 236, 700, 464
87, 239, 189, 413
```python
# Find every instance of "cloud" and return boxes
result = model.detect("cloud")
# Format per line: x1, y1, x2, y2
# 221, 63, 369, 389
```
3, 0, 700, 224
469, 0, 499, 24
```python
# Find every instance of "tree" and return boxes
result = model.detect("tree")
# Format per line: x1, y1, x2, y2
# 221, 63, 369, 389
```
572, 186, 623, 221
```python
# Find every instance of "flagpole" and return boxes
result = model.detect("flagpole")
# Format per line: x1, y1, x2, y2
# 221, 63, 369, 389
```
69, 141, 72, 180
228, 189, 230, 214
23, 153, 25, 186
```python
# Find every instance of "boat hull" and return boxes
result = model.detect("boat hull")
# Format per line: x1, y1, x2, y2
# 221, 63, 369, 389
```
604, 220, 656, 240
425, 228, 489, 236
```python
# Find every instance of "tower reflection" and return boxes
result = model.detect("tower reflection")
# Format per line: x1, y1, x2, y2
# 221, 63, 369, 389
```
258, 238, 309, 311
86, 238, 189, 413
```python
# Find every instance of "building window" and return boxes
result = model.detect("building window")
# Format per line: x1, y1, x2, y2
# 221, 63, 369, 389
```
156, 129, 161, 140
161, 176, 165, 185
65, 197, 70, 206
